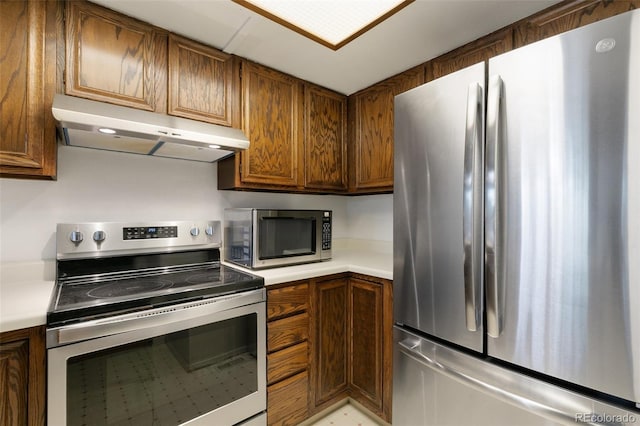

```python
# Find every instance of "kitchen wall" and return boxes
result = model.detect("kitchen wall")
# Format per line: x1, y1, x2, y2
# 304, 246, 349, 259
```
0, 146, 392, 263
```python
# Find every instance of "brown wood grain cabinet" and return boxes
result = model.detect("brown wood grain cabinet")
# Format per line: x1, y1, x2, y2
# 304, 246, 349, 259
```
218, 60, 304, 190
168, 34, 240, 126
0, 326, 46, 426
513, 0, 640, 48
267, 371, 309, 426
303, 84, 348, 192
348, 274, 393, 422
266, 281, 310, 426
310, 275, 349, 410
65, 1, 167, 112
0, 0, 58, 179
308, 273, 392, 422
347, 64, 425, 194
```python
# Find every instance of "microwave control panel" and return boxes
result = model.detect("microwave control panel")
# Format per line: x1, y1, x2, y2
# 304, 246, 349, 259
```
322, 211, 332, 250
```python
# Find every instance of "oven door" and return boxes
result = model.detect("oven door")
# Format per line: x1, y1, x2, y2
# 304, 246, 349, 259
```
47, 289, 266, 426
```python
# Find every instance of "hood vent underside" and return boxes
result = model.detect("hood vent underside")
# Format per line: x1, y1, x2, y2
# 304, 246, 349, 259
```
52, 94, 250, 163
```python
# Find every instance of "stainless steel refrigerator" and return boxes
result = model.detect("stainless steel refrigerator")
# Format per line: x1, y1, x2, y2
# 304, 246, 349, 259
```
393, 9, 640, 425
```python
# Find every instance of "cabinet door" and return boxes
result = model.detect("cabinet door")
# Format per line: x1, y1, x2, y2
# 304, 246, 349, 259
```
514, 0, 639, 48
310, 276, 348, 410
348, 65, 425, 193
348, 276, 393, 422
240, 61, 303, 187
0, 340, 28, 425
0, 326, 46, 426
303, 84, 347, 192
0, 0, 57, 179
65, 1, 167, 112
168, 34, 239, 126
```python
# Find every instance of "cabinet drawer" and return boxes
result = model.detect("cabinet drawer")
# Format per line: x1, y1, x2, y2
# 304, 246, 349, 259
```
267, 342, 308, 385
267, 371, 309, 426
267, 283, 309, 320
268, 313, 308, 353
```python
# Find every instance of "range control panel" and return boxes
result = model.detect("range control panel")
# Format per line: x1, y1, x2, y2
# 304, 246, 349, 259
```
57, 221, 221, 259
123, 226, 178, 240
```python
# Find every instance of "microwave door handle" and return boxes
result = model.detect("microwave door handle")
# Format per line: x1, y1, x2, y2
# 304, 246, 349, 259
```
463, 82, 483, 332
485, 75, 503, 338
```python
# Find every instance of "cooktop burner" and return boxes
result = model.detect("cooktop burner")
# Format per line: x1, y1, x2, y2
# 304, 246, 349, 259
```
87, 278, 174, 298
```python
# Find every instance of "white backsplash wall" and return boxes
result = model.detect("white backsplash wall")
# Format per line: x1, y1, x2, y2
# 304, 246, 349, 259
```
346, 194, 393, 243
0, 146, 349, 263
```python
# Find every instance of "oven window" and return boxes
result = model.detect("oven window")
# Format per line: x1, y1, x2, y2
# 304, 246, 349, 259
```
66, 314, 257, 426
258, 217, 315, 259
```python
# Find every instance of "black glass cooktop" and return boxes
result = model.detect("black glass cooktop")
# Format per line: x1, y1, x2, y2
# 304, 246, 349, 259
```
48, 251, 264, 326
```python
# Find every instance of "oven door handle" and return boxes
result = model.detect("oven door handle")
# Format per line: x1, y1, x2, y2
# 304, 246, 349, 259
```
47, 288, 265, 347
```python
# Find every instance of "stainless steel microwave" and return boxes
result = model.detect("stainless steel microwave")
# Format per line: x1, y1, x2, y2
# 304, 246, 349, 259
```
224, 209, 332, 269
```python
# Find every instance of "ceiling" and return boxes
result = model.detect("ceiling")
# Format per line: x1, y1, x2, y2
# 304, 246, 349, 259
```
91, 0, 559, 95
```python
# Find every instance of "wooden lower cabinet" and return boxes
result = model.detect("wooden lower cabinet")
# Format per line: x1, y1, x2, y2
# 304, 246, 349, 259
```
308, 273, 393, 423
266, 274, 393, 425
267, 371, 309, 426
0, 326, 46, 426
310, 276, 349, 410
266, 281, 310, 426
348, 275, 393, 422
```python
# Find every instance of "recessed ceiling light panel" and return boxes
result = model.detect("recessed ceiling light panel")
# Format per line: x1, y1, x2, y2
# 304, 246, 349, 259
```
233, 0, 414, 50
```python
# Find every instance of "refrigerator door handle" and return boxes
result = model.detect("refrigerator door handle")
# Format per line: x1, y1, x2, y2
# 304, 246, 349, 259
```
485, 75, 503, 338
463, 82, 483, 332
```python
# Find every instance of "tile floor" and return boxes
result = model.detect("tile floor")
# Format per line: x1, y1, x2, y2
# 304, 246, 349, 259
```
309, 403, 383, 426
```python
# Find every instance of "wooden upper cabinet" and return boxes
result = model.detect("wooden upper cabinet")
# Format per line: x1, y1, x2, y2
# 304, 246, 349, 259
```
237, 60, 303, 188
168, 34, 239, 126
0, 0, 58, 179
514, 0, 639, 48
303, 84, 347, 192
429, 28, 513, 81
65, 1, 167, 112
348, 64, 425, 193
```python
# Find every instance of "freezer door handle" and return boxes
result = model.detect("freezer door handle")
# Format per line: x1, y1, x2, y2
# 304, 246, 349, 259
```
485, 75, 503, 338
463, 82, 484, 332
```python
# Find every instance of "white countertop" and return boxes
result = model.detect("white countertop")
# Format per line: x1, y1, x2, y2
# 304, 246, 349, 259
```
0, 261, 56, 333
224, 242, 393, 285
0, 240, 392, 333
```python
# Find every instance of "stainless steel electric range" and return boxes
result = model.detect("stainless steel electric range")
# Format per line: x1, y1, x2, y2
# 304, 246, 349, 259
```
46, 221, 267, 426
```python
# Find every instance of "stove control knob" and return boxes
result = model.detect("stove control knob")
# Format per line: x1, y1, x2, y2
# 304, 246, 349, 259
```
205, 225, 214, 236
69, 231, 84, 244
93, 230, 106, 243
190, 227, 200, 237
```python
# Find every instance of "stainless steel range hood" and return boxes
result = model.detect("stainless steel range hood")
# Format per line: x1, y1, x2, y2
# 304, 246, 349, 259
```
52, 94, 249, 163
